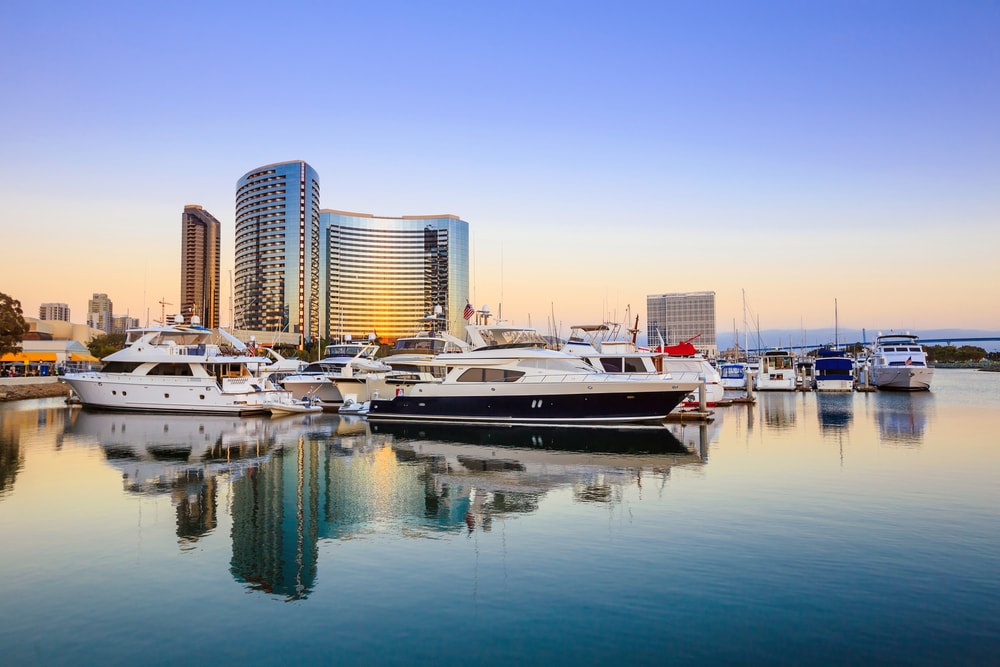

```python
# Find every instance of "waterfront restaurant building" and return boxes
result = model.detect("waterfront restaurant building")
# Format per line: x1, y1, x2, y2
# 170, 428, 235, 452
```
646, 291, 718, 357
320, 210, 470, 343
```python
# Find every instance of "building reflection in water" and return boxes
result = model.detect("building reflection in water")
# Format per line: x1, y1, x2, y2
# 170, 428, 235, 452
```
0, 402, 79, 498
874, 392, 932, 446
229, 418, 701, 600
61, 410, 313, 550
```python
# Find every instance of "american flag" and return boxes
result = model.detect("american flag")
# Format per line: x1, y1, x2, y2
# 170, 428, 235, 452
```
463, 302, 474, 320
905, 356, 912, 366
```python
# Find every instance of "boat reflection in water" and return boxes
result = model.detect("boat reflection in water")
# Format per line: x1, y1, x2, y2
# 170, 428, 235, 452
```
758, 392, 797, 431
816, 393, 854, 434
874, 391, 933, 445
228, 418, 702, 600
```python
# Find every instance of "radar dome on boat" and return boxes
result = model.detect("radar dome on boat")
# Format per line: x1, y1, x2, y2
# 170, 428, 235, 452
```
368, 333, 376, 341
190, 315, 201, 325
344, 334, 352, 342
173, 314, 184, 324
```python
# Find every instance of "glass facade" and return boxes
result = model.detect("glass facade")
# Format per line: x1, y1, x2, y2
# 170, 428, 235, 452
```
646, 291, 717, 356
180, 205, 221, 328
235, 161, 321, 341
320, 211, 470, 343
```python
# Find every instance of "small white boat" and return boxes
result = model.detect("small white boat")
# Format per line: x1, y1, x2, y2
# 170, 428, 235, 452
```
268, 397, 323, 416
755, 350, 797, 391
337, 397, 370, 415
719, 362, 749, 390
282, 335, 391, 408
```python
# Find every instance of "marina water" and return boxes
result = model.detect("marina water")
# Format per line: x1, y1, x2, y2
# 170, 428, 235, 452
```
1, 370, 998, 665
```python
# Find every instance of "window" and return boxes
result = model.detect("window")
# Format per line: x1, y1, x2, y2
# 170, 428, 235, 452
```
456, 368, 524, 382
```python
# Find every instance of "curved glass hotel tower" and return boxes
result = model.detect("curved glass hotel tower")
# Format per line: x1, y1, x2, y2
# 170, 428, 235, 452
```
235, 161, 321, 342
320, 211, 469, 343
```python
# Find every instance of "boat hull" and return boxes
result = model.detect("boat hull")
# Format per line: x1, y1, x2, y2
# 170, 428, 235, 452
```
755, 372, 797, 391
61, 374, 286, 415
814, 379, 854, 392
367, 384, 693, 425
871, 366, 933, 391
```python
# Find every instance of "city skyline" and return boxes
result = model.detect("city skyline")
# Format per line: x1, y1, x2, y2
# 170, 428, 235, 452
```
2, 2, 998, 339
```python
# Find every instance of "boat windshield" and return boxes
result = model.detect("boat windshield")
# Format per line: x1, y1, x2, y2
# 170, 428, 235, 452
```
323, 345, 366, 357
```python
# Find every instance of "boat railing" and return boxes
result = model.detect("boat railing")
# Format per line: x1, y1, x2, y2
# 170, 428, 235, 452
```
522, 373, 686, 385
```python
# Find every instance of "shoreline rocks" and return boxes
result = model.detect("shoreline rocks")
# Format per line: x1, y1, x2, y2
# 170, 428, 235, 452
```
0, 381, 71, 403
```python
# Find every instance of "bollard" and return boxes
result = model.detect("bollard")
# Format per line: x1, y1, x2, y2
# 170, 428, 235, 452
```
746, 371, 755, 400
698, 373, 707, 411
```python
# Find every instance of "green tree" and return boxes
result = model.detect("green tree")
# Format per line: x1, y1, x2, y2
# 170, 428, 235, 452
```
0, 292, 30, 357
87, 333, 126, 360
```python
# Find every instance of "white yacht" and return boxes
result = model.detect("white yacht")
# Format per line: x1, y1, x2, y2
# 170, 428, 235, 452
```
281, 335, 391, 408
366, 345, 699, 426
60, 315, 300, 415
561, 324, 723, 407
755, 350, 797, 391
868, 332, 933, 391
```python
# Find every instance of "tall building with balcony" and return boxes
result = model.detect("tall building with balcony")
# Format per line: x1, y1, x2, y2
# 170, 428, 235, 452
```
235, 161, 321, 343
39, 303, 71, 322
320, 210, 470, 343
87, 293, 113, 333
646, 291, 717, 357
181, 205, 221, 328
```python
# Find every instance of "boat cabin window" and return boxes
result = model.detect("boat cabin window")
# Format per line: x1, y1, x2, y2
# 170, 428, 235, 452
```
100, 361, 143, 373
456, 368, 525, 382
392, 363, 446, 379
598, 356, 649, 373
147, 363, 194, 376
207, 363, 248, 377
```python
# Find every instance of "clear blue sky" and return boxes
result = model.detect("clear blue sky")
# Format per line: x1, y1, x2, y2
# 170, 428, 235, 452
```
2, 1, 998, 338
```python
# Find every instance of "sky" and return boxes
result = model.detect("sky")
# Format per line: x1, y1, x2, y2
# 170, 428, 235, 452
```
1, 0, 998, 342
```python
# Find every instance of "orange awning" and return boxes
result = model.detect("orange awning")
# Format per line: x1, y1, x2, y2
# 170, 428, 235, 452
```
1, 352, 58, 362
70, 352, 100, 362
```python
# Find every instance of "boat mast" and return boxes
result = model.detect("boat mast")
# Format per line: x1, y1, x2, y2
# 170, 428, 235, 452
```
834, 298, 839, 349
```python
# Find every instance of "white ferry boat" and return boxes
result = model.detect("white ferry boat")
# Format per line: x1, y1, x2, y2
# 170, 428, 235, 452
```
61, 316, 300, 415
868, 332, 933, 391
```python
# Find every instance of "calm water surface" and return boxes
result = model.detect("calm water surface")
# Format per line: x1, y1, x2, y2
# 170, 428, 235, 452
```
1, 370, 998, 665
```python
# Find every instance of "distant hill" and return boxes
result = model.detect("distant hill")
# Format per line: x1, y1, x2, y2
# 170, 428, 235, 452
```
711, 328, 1000, 353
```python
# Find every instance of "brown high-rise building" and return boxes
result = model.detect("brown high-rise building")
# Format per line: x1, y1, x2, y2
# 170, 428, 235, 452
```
181, 205, 221, 328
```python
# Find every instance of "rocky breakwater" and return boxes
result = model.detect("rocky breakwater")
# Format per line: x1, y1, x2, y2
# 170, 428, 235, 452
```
0, 378, 71, 402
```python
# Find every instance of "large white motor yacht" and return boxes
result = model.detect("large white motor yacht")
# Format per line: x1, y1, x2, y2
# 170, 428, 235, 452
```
61, 315, 300, 415
366, 345, 698, 426
868, 332, 933, 391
